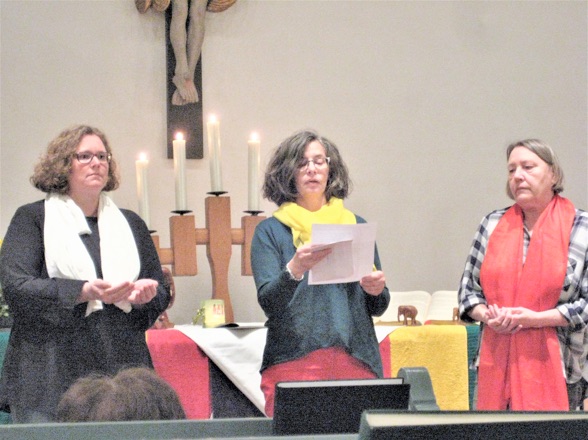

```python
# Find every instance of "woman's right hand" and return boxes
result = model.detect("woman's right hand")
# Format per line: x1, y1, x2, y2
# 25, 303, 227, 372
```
287, 244, 332, 280
486, 304, 523, 334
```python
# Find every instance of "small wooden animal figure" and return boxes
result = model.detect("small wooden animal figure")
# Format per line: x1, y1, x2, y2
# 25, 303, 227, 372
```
397, 305, 418, 326
452, 307, 460, 322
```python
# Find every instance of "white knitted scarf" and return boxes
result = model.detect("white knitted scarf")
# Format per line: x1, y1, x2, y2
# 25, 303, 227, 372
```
44, 193, 140, 316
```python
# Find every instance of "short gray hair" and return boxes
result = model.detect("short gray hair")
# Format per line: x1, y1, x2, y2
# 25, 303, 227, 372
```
505, 138, 564, 200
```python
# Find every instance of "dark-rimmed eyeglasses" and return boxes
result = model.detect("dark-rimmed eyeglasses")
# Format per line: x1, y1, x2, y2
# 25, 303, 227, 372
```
297, 156, 330, 172
74, 152, 111, 164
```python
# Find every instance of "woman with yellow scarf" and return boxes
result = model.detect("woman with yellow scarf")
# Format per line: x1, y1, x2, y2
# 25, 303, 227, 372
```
251, 130, 390, 417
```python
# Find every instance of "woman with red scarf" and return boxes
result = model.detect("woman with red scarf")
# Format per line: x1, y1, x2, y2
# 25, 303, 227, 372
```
458, 139, 588, 411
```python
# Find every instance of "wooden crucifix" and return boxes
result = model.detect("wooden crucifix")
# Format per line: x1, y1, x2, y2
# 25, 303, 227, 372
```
136, 0, 238, 159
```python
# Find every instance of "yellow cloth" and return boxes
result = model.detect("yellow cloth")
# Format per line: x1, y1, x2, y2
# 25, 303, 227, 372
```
273, 197, 356, 247
389, 326, 469, 410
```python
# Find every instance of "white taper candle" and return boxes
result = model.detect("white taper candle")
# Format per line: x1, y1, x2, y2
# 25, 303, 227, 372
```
135, 153, 150, 228
206, 115, 223, 192
173, 133, 187, 211
247, 132, 261, 211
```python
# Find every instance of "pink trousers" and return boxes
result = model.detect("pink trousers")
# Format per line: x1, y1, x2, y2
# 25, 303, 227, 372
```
260, 347, 376, 417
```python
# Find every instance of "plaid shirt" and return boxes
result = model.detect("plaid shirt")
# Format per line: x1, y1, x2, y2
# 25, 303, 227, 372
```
458, 206, 588, 383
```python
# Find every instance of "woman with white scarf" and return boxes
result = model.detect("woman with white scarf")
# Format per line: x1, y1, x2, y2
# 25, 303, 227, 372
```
0, 125, 170, 423
251, 130, 390, 417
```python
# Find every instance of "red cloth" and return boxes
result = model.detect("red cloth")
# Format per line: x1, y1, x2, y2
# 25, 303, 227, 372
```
478, 196, 574, 410
260, 347, 377, 417
379, 338, 392, 378
146, 329, 211, 419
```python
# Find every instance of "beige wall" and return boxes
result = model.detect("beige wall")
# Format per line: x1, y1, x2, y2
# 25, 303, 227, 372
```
1, 0, 586, 325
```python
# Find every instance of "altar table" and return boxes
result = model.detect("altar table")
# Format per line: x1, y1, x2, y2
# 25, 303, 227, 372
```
146, 323, 476, 419
146, 328, 211, 419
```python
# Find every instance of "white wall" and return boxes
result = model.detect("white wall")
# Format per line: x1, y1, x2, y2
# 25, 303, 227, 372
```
1, 0, 586, 325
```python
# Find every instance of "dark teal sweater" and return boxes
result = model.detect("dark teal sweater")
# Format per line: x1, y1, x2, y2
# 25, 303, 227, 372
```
251, 215, 390, 376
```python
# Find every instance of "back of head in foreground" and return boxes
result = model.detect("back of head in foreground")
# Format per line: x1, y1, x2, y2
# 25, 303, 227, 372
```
56, 367, 186, 422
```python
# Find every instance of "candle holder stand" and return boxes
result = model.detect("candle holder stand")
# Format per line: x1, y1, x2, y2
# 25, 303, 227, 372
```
152, 195, 266, 323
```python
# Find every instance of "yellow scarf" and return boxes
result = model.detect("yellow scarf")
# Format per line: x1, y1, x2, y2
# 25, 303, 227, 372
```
273, 197, 356, 247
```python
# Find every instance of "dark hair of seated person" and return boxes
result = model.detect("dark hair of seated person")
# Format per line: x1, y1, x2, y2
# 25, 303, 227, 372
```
56, 367, 186, 422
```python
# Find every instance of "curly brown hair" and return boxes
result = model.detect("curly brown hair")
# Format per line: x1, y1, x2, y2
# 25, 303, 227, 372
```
30, 124, 120, 194
263, 129, 352, 206
56, 367, 186, 422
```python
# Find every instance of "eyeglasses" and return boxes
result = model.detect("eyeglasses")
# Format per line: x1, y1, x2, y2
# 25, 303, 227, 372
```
298, 156, 330, 171
74, 152, 111, 164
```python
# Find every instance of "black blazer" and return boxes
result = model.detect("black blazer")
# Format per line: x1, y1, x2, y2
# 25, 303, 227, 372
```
0, 200, 170, 418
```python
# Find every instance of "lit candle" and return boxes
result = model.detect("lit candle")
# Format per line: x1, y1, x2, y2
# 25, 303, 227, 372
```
206, 115, 223, 192
173, 132, 187, 211
247, 132, 261, 211
135, 153, 150, 228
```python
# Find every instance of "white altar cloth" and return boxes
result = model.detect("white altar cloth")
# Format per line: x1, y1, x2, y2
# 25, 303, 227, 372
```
175, 324, 398, 416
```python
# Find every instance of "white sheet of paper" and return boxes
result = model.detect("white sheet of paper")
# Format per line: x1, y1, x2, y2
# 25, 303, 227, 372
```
308, 223, 377, 285
308, 240, 352, 253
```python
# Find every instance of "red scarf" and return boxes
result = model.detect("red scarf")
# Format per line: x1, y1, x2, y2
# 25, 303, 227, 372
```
478, 195, 574, 410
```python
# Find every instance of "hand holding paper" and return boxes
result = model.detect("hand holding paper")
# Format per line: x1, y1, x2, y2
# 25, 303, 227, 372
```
359, 270, 386, 296
287, 242, 333, 280
308, 223, 377, 285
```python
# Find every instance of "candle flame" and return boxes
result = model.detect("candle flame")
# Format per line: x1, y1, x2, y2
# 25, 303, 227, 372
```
139, 153, 148, 161
208, 114, 218, 123
175, 132, 184, 141
250, 132, 260, 141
